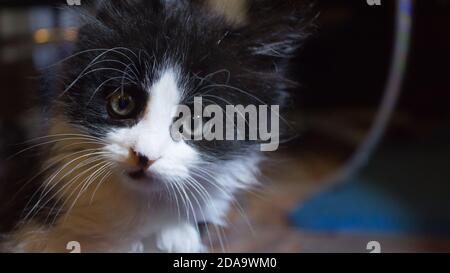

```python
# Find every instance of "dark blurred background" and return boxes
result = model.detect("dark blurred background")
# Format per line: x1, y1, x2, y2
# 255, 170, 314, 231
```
1, 0, 450, 252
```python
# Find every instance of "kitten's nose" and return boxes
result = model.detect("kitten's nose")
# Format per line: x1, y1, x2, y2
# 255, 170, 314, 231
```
137, 153, 151, 168
130, 149, 156, 169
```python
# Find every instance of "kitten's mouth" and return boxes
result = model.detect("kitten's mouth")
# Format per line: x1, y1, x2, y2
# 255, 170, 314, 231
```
127, 169, 154, 182
124, 167, 163, 193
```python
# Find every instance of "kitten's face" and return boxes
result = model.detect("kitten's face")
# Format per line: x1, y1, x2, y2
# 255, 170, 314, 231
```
96, 66, 199, 191
55, 0, 307, 193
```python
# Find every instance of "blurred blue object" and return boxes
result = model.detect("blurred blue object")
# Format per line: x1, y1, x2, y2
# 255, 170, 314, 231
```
290, 129, 450, 236
290, 179, 419, 234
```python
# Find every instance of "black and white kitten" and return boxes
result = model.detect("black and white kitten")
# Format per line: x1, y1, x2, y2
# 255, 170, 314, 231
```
1, 0, 311, 252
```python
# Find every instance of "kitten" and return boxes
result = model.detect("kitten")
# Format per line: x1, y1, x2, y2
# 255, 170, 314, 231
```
0, 0, 311, 252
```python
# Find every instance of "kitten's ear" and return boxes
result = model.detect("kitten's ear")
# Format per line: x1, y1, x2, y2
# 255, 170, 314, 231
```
94, 0, 162, 23
74, 0, 164, 46
74, 0, 163, 38
231, 0, 316, 60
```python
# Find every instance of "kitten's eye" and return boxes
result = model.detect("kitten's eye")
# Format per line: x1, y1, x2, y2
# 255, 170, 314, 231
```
108, 92, 136, 119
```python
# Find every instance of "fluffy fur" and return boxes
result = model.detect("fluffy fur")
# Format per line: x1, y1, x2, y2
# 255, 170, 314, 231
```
0, 0, 312, 252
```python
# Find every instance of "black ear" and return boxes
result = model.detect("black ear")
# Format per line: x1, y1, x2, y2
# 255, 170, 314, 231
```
74, 0, 164, 44
94, 0, 162, 25
233, 0, 316, 59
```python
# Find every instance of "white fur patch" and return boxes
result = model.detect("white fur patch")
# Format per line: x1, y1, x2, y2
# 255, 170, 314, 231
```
156, 223, 205, 253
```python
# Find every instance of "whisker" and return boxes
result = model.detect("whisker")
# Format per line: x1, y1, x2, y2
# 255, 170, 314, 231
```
47, 48, 111, 68
33, 152, 111, 206
88, 76, 134, 105
85, 59, 138, 82
184, 178, 217, 252
60, 47, 140, 98
46, 161, 112, 225
199, 83, 292, 129
186, 176, 229, 252
171, 180, 190, 223
23, 155, 108, 222
92, 58, 140, 80
190, 167, 255, 236
167, 182, 181, 222
89, 168, 114, 205
62, 161, 112, 223
8, 137, 107, 160
11, 148, 104, 202
45, 159, 110, 219
176, 180, 202, 243
20, 133, 109, 144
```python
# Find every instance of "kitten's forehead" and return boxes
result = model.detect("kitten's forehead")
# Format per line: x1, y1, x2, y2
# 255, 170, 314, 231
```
142, 67, 182, 131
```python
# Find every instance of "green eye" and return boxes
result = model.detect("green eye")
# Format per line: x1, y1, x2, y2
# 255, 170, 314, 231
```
108, 92, 136, 118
